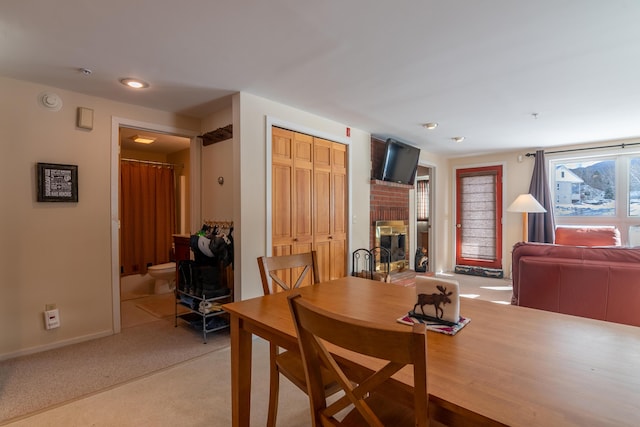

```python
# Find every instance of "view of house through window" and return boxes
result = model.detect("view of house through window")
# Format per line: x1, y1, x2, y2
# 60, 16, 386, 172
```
551, 157, 616, 217
550, 153, 640, 244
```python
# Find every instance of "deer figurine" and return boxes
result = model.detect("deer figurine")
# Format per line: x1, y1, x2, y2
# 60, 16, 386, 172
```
413, 285, 453, 319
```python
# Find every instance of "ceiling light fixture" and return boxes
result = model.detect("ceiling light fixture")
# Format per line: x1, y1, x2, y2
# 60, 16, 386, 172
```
452, 136, 465, 143
120, 78, 149, 89
422, 122, 438, 130
132, 135, 156, 144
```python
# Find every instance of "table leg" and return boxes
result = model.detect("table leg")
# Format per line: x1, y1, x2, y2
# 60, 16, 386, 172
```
230, 313, 252, 427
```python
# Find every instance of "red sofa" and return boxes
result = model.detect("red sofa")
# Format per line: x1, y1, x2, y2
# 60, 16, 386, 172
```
511, 241, 640, 327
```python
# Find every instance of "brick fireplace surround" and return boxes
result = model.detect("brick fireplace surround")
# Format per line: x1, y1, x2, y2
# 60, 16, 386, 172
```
369, 138, 412, 263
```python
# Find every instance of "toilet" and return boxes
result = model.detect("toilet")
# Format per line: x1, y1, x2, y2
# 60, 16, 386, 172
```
147, 262, 176, 294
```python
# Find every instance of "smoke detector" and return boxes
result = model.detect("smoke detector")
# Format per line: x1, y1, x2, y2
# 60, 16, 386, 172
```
38, 92, 63, 111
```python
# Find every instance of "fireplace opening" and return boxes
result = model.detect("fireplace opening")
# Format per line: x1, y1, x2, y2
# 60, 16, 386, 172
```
375, 220, 408, 272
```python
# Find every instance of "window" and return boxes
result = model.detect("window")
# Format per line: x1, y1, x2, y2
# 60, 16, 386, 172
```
550, 151, 640, 245
416, 179, 429, 221
459, 173, 496, 260
551, 158, 616, 217
629, 157, 640, 216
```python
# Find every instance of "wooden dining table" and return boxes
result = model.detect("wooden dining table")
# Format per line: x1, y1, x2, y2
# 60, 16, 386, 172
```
223, 276, 640, 426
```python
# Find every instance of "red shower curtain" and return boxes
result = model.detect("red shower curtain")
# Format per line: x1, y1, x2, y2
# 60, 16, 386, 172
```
120, 161, 176, 275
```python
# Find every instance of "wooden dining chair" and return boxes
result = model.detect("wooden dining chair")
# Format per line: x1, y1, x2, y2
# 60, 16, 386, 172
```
257, 252, 320, 295
257, 252, 339, 427
288, 292, 430, 427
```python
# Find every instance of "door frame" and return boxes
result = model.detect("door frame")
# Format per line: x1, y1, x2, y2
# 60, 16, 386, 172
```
453, 163, 505, 271
110, 117, 200, 333
410, 160, 436, 273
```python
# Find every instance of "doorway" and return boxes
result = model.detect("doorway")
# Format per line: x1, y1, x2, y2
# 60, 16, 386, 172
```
110, 117, 200, 333
415, 165, 432, 272
118, 126, 192, 329
455, 165, 503, 275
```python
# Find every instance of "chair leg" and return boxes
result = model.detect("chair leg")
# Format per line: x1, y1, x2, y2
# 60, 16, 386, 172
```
266, 346, 280, 427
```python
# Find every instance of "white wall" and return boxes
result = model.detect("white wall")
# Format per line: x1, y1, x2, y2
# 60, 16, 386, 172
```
8, 75, 620, 359
201, 139, 234, 222
201, 107, 234, 223
415, 151, 450, 274
0, 75, 538, 359
0, 76, 200, 359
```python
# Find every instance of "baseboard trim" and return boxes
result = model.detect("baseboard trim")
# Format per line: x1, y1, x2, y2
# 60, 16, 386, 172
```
0, 329, 114, 361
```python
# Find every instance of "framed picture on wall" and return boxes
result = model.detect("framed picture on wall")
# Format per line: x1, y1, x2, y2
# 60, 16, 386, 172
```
37, 162, 78, 202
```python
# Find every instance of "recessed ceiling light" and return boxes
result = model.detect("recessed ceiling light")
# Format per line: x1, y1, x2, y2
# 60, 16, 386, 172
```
120, 78, 149, 89
452, 136, 465, 143
132, 135, 155, 144
422, 122, 438, 130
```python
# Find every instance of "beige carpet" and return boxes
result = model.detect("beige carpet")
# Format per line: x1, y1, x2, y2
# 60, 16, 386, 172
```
393, 271, 512, 304
448, 272, 513, 304
0, 318, 229, 424
1, 338, 310, 427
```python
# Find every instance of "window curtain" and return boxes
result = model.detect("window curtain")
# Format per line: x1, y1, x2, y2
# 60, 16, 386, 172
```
120, 161, 176, 275
416, 179, 429, 220
528, 150, 556, 243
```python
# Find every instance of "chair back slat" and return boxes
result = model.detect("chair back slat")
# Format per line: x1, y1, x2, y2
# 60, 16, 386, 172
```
257, 252, 320, 295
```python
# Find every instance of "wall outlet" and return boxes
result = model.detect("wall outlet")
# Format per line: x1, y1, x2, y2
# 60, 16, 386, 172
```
44, 309, 60, 330
45, 303, 56, 311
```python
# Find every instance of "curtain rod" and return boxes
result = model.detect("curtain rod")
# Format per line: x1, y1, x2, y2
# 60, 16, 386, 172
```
525, 141, 640, 157
121, 158, 183, 168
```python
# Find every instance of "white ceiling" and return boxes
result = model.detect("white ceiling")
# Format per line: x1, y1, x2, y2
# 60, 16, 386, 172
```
2, 1, 640, 156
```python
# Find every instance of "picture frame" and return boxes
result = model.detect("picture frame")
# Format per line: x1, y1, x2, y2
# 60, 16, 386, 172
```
37, 162, 78, 202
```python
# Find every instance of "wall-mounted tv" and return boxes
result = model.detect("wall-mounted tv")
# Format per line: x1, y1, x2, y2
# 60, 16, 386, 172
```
378, 138, 421, 185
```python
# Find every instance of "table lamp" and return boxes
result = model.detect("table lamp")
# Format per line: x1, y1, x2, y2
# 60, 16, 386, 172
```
507, 194, 547, 242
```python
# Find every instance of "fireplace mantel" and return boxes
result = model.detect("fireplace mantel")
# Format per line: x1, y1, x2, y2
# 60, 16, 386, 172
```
369, 179, 414, 189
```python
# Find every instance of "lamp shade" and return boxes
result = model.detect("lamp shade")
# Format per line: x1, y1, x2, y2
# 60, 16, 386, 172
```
507, 194, 547, 213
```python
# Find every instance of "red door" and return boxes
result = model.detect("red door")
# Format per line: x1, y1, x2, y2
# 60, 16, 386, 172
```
455, 166, 503, 270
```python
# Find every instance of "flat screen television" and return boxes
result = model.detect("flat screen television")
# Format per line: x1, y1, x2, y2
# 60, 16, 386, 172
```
378, 138, 421, 185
